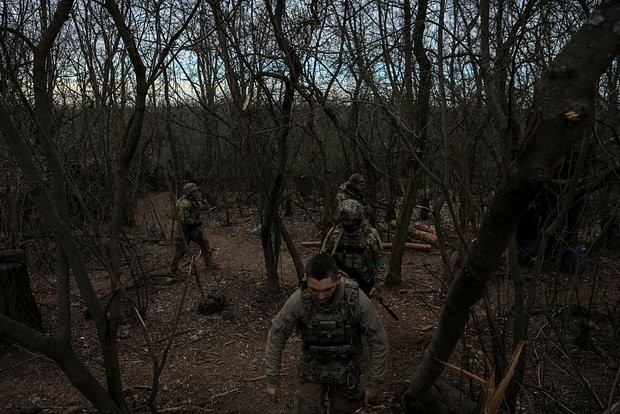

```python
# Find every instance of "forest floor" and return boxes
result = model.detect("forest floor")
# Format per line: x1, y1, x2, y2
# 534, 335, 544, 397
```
1, 190, 619, 413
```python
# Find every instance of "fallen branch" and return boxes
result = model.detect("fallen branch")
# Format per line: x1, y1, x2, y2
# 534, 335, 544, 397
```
0, 355, 43, 375
210, 387, 239, 401
398, 288, 441, 295
159, 405, 214, 413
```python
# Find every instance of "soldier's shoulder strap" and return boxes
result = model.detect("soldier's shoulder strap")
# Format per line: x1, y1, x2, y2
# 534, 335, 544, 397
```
300, 278, 314, 315
343, 277, 359, 308
326, 225, 344, 255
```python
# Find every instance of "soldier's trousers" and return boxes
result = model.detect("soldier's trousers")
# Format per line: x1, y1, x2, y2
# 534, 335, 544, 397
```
297, 382, 360, 414
170, 225, 212, 271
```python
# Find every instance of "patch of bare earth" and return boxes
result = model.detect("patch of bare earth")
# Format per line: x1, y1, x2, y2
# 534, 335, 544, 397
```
1, 191, 618, 413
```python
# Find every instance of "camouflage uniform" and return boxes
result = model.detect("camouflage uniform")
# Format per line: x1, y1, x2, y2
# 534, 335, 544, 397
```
170, 183, 212, 274
265, 277, 388, 413
335, 181, 365, 207
321, 200, 386, 295
335, 175, 373, 222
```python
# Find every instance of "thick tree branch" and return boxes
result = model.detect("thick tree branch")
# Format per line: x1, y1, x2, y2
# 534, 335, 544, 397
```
404, 1, 620, 411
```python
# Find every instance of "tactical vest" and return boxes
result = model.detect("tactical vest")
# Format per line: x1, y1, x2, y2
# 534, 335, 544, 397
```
177, 196, 200, 226
328, 223, 376, 289
299, 279, 361, 386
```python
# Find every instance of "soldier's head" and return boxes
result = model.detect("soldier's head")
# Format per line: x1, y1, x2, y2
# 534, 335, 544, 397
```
183, 182, 200, 199
348, 173, 366, 194
336, 199, 364, 233
305, 253, 340, 305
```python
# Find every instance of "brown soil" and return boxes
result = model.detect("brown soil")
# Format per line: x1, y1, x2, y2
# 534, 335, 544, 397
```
0, 191, 618, 413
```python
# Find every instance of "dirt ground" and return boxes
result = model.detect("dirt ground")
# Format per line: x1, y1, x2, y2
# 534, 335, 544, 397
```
1, 191, 619, 413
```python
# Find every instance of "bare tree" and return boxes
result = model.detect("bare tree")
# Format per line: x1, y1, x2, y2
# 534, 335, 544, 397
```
401, 2, 620, 412
0, 0, 201, 411
387, 0, 432, 286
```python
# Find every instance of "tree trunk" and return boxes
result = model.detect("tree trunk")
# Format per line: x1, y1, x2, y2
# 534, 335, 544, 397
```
261, 0, 303, 293
279, 219, 305, 281
402, 2, 620, 412
0, 250, 42, 332
387, 175, 420, 286
387, 0, 431, 286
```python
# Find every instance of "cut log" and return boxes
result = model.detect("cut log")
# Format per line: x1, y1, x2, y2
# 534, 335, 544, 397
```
300, 241, 433, 252
0, 250, 42, 331
389, 220, 436, 234
382, 242, 433, 252
412, 221, 436, 235
389, 220, 438, 246
410, 230, 437, 246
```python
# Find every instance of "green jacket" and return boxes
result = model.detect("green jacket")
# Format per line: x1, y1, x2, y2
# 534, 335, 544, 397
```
264, 277, 388, 391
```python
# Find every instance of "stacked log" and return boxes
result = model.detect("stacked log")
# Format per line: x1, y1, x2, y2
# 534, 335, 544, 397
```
300, 220, 438, 252
389, 220, 437, 247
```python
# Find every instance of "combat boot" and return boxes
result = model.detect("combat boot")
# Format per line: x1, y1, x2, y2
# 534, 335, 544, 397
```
202, 249, 220, 270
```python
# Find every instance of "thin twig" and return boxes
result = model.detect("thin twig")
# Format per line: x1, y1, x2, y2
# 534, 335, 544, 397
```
210, 387, 239, 401
0, 355, 43, 375
608, 365, 620, 411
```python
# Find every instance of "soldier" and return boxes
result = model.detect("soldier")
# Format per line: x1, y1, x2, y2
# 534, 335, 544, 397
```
321, 199, 386, 298
335, 173, 373, 222
170, 182, 213, 276
335, 173, 366, 205
265, 253, 388, 413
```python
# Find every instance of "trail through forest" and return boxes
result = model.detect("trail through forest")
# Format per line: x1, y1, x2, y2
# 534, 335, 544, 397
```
0, 191, 618, 413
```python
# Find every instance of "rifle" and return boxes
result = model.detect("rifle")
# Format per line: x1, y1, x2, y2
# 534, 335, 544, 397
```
376, 296, 399, 320
333, 256, 399, 320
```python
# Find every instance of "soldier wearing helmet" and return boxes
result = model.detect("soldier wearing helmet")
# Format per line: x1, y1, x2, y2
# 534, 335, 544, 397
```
170, 182, 214, 277
320, 199, 386, 298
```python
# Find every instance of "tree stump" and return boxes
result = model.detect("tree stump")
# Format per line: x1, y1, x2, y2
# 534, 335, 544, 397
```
0, 250, 42, 331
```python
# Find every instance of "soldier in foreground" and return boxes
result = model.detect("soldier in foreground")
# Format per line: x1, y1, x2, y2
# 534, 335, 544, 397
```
170, 182, 213, 276
265, 253, 388, 413
321, 199, 386, 298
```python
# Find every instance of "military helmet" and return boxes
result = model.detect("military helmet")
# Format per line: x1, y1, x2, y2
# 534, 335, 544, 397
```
336, 199, 365, 222
183, 182, 199, 195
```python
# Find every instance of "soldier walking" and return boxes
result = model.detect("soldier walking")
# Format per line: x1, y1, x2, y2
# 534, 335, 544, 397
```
265, 253, 388, 413
335, 173, 373, 222
170, 182, 213, 277
321, 199, 386, 298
